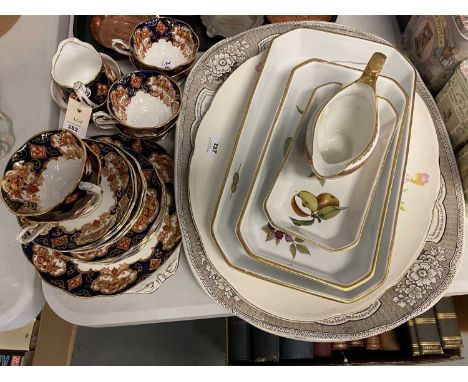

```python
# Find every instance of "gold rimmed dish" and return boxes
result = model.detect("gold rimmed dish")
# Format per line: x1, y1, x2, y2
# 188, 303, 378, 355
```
211, 56, 408, 300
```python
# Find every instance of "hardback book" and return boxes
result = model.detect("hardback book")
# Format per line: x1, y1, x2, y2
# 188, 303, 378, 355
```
401, 16, 468, 93
279, 337, 314, 361
380, 330, 401, 351
9, 355, 22, 366
364, 335, 382, 350
331, 341, 350, 351
434, 297, 464, 350
0, 354, 11, 366
349, 339, 365, 348
226, 317, 253, 363
436, 59, 468, 152
414, 309, 444, 355
0, 353, 23, 366
406, 319, 421, 356
313, 343, 332, 357
252, 327, 280, 363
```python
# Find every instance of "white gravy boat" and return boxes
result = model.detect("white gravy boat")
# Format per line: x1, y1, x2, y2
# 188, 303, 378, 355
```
306, 52, 387, 179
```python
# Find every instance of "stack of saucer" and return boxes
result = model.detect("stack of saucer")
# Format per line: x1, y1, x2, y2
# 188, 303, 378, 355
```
1, 130, 181, 297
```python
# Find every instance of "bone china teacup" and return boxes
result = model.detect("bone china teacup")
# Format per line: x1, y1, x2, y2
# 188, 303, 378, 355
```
1, 130, 102, 241
92, 70, 181, 139
112, 17, 199, 78
52, 38, 118, 109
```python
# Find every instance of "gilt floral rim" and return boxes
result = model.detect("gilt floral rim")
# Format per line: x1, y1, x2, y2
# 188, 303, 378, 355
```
24, 140, 133, 252
24, 135, 181, 298
175, 22, 464, 340
129, 17, 199, 73
1, 130, 86, 215
107, 70, 181, 130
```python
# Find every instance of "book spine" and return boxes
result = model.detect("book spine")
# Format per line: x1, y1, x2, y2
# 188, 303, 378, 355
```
227, 317, 253, 363
9, 355, 22, 366
331, 341, 350, 351
380, 330, 401, 351
434, 297, 464, 350
349, 339, 365, 348
313, 343, 332, 357
279, 337, 314, 360
252, 327, 279, 363
436, 60, 468, 152
0, 354, 11, 366
414, 309, 444, 355
406, 319, 421, 356
364, 335, 382, 350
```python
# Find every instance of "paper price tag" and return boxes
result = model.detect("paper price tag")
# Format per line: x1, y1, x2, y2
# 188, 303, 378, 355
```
206, 136, 220, 158
61, 98, 92, 138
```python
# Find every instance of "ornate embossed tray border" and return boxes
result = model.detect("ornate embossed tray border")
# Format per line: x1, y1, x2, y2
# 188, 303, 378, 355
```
175, 22, 465, 341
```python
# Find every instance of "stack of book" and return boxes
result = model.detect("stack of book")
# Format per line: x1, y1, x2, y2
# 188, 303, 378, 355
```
406, 297, 463, 357
226, 297, 463, 365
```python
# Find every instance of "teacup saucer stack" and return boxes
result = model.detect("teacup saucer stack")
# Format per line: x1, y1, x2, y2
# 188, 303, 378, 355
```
1, 130, 181, 297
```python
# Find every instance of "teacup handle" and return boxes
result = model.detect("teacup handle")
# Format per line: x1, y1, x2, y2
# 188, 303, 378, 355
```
77, 181, 103, 216
73, 81, 99, 109
17, 223, 53, 244
112, 39, 131, 56
79, 181, 103, 199
92, 111, 118, 130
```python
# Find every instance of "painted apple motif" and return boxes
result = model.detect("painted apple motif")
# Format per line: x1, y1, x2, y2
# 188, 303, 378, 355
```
290, 190, 346, 226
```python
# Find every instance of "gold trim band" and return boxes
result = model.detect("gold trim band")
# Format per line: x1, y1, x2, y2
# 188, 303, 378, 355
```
436, 313, 458, 319
414, 318, 437, 324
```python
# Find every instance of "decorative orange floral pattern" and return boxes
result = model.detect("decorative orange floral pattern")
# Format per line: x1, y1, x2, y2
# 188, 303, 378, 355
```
2, 161, 43, 211
132, 189, 160, 233
156, 21, 167, 33
103, 151, 130, 193
133, 26, 153, 60
130, 73, 142, 88
96, 83, 108, 96
110, 85, 131, 122
172, 24, 196, 60
32, 244, 67, 277
148, 152, 174, 183
74, 211, 117, 245
146, 75, 179, 111
157, 213, 181, 250
90, 264, 138, 294
50, 131, 82, 160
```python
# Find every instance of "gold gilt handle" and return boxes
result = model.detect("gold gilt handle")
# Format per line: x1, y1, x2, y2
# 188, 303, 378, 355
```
357, 52, 387, 90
